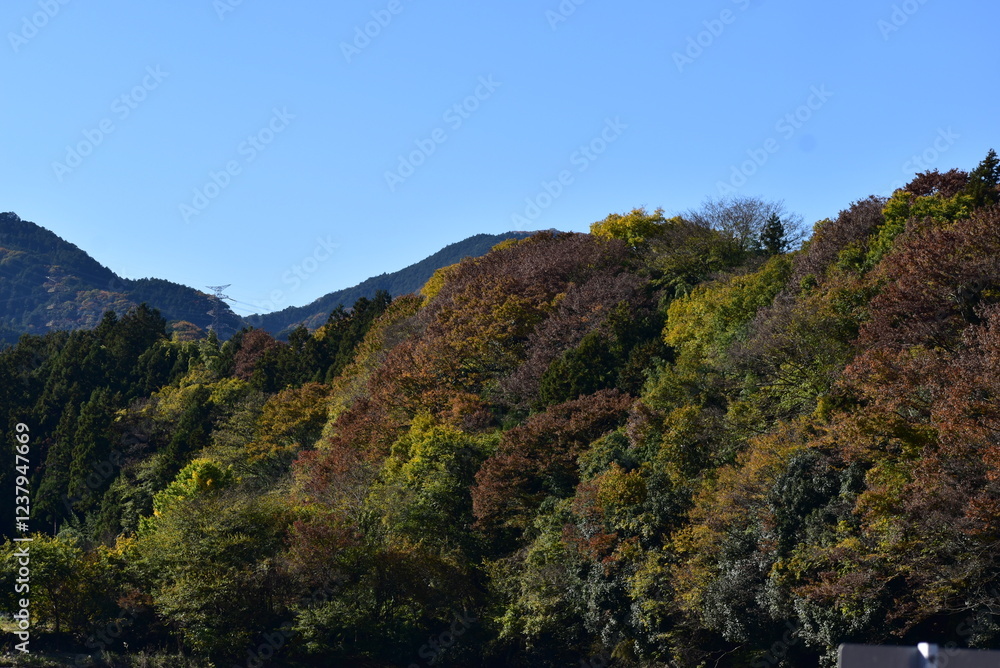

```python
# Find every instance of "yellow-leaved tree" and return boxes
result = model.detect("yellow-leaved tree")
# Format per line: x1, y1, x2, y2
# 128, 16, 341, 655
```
590, 207, 680, 248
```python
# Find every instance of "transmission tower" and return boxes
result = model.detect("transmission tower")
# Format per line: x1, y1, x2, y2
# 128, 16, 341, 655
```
205, 284, 235, 335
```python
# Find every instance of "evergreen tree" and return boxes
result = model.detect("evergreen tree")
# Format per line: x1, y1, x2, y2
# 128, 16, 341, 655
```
964, 148, 1000, 207
156, 385, 214, 488
760, 213, 788, 256
35, 405, 80, 529
67, 388, 116, 512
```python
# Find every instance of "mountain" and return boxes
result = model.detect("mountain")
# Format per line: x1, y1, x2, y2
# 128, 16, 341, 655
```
244, 230, 536, 335
0, 212, 242, 345
0, 212, 537, 345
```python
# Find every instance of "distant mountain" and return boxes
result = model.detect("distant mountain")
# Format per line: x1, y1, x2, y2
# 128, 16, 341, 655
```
0, 212, 539, 345
244, 231, 535, 335
0, 212, 241, 345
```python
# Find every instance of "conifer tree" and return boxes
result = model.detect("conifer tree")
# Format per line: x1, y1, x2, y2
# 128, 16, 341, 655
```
760, 213, 788, 255
965, 148, 1000, 207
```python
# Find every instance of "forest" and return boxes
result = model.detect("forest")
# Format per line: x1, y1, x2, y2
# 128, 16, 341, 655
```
2, 151, 1000, 667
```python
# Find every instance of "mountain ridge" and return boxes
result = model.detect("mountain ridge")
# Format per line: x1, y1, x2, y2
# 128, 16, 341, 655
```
0, 211, 243, 345
243, 230, 537, 335
0, 212, 537, 344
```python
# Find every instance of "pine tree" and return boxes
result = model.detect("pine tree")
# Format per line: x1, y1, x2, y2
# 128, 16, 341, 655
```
760, 213, 788, 256
965, 148, 1000, 207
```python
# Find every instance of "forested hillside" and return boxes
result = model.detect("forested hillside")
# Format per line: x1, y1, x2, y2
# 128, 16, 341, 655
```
0, 213, 243, 344
2, 152, 1000, 667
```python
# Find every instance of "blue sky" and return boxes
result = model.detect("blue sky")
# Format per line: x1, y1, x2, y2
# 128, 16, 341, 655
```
1, 0, 996, 316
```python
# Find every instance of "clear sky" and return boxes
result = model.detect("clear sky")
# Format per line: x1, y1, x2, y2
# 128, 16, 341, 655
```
1, 0, 996, 316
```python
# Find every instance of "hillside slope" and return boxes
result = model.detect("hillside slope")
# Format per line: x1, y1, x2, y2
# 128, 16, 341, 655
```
244, 230, 536, 334
0, 212, 242, 343
2, 153, 1000, 667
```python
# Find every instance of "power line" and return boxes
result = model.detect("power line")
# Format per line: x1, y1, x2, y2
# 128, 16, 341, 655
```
228, 298, 268, 312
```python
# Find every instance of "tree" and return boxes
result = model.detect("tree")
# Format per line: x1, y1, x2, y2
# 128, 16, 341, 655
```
536, 301, 665, 408
498, 269, 651, 409
67, 388, 116, 513
789, 196, 885, 286
472, 389, 633, 539
647, 221, 746, 298
760, 213, 788, 256
0, 532, 114, 637
687, 196, 805, 253
247, 382, 330, 462
35, 404, 79, 528
154, 385, 214, 488
137, 459, 291, 661
904, 168, 969, 198
538, 331, 618, 407
590, 207, 680, 248
964, 148, 1000, 208
377, 415, 497, 550
232, 328, 280, 381
420, 263, 460, 300
664, 254, 794, 367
